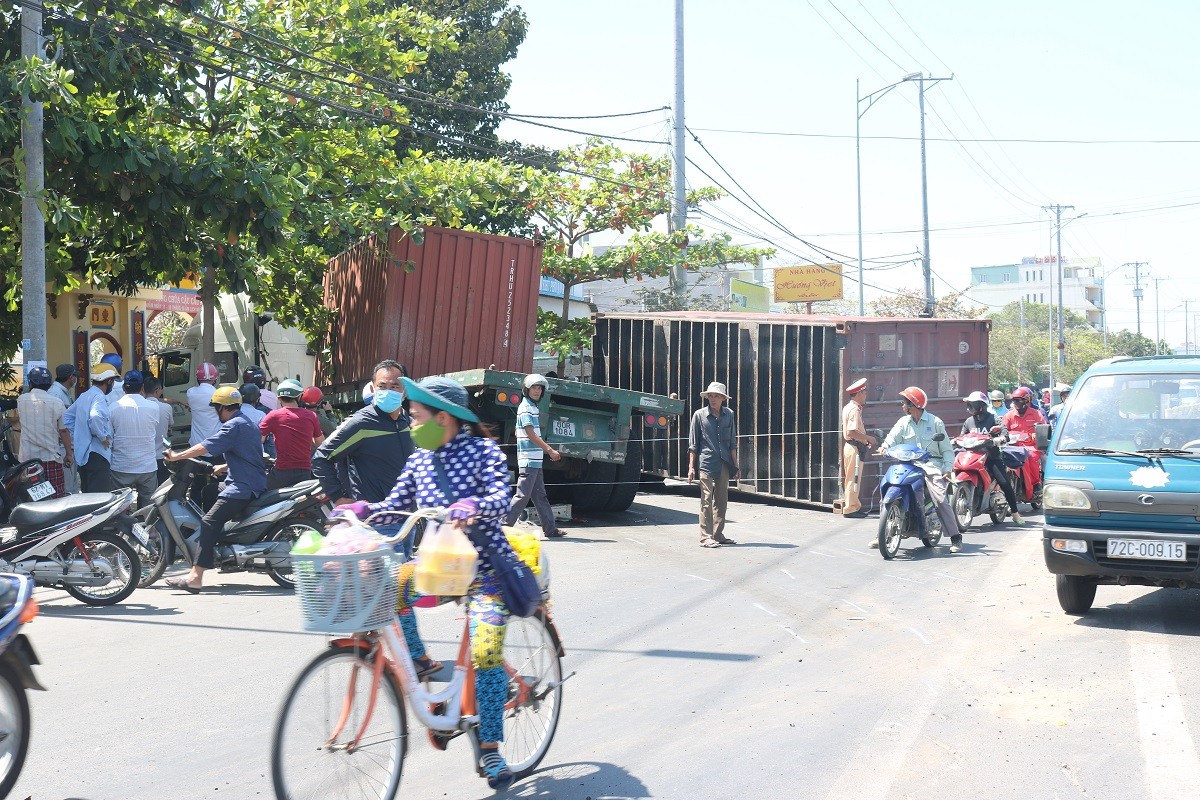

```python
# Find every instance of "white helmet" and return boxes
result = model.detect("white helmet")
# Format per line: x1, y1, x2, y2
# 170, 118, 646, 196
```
523, 374, 549, 394
361, 382, 373, 404
963, 391, 989, 405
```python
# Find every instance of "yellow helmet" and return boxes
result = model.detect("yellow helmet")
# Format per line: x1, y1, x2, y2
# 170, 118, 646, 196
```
210, 386, 243, 407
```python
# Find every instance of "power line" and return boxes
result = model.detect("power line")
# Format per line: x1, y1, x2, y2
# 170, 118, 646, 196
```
825, 0, 907, 73
507, 107, 669, 120
689, 126, 1200, 145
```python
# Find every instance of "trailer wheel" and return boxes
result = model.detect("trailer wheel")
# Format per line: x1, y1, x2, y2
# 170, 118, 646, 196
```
605, 438, 643, 513
570, 460, 617, 512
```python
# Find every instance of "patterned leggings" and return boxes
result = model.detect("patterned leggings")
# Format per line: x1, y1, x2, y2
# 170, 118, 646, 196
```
396, 561, 509, 743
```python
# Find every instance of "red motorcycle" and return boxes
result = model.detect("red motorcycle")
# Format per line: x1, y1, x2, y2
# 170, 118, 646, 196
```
1003, 430, 1043, 510
950, 432, 1010, 530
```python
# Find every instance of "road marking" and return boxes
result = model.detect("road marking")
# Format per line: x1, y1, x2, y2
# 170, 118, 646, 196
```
934, 571, 967, 582
781, 569, 795, 580
753, 603, 777, 617
908, 627, 930, 645
943, 588, 968, 596
887, 574, 924, 584
842, 599, 868, 614
810, 550, 836, 558
1130, 616, 1200, 799
684, 574, 711, 582
625, 537, 646, 545
844, 547, 873, 557
780, 625, 808, 644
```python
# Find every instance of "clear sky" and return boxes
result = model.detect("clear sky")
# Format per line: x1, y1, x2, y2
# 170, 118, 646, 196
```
495, 1, 1200, 345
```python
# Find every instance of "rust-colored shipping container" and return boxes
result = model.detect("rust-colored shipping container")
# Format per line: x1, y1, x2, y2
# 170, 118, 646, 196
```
591, 311, 991, 509
319, 226, 542, 398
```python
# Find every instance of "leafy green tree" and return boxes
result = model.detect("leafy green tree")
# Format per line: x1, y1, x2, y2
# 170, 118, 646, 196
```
533, 139, 771, 373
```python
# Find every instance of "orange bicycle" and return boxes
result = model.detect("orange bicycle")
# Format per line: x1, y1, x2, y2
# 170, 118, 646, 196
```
270, 509, 565, 799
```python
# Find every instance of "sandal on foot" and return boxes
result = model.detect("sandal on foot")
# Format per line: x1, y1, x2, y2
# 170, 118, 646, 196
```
479, 750, 515, 791
413, 656, 443, 681
165, 577, 201, 594
700, 541, 722, 549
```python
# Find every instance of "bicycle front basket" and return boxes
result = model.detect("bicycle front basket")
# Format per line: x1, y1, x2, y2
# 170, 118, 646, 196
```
292, 549, 400, 634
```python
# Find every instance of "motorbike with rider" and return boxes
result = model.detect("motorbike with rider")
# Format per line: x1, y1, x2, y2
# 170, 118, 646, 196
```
876, 386, 963, 553
954, 391, 1024, 528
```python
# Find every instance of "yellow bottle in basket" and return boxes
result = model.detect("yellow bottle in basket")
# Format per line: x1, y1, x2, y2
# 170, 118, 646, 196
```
414, 522, 478, 596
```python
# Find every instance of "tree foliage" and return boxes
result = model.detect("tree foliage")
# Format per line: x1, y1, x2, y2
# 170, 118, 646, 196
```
869, 289, 984, 319
532, 139, 771, 372
0, 0, 542, 360
986, 301, 1170, 387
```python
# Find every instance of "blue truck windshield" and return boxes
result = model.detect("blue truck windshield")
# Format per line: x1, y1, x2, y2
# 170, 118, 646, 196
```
1055, 373, 1200, 454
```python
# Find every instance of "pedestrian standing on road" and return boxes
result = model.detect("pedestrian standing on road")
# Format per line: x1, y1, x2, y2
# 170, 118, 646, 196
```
47, 364, 79, 493
102, 353, 126, 406
260, 379, 324, 489
163, 386, 268, 593
144, 377, 173, 482
840, 378, 877, 519
64, 363, 118, 493
109, 371, 161, 508
877, 386, 962, 552
15, 367, 73, 498
187, 363, 220, 446
504, 374, 566, 539
312, 360, 416, 559
687, 381, 740, 548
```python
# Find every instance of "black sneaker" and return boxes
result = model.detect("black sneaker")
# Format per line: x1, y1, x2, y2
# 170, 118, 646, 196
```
950, 534, 963, 553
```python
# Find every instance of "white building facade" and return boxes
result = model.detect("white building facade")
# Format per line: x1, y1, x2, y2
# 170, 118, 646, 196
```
967, 256, 1106, 329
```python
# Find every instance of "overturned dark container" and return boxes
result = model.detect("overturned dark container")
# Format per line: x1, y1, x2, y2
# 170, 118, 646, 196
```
591, 312, 991, 509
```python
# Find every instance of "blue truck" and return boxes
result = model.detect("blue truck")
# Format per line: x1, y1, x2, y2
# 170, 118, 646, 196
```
1043, 355, 1200, 614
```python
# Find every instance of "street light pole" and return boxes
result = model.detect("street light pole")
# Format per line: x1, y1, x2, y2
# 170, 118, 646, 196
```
1152, 276, 1166, 355
857, 72, 951, 318
670, 0, 687, 302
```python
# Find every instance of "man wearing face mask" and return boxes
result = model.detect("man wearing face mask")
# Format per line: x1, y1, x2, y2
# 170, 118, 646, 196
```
312, 359, 416, 557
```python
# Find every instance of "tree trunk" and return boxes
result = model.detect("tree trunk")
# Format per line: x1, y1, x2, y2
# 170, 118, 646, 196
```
201, 267, 216, 364
557, 282, 571, 377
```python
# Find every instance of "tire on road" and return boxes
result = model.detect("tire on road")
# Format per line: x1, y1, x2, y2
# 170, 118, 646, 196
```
1056, 574, 1097, 615
604, 438, 643, 513
570, 460, 617, 512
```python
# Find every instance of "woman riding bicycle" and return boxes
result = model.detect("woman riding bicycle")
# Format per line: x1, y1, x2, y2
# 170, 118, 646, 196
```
335, 376, 518, 791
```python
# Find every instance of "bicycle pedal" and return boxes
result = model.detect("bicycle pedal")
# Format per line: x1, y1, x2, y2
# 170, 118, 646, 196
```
427, 729, 454, 752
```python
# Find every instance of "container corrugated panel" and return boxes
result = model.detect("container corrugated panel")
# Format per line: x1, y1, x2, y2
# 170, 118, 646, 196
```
320, 226, 542, 396
592, 311, 990, 509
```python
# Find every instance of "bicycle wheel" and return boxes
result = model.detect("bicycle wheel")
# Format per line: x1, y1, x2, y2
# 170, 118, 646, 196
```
272, 644, 406, 800
500, 609, 563, 779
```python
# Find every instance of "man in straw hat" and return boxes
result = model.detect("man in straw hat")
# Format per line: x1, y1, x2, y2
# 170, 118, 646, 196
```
840, 378, 877, 518
687, 381, 740, 548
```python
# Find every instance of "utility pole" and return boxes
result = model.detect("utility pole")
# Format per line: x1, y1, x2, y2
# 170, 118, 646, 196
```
1124, 261, 1149, 336
1185, 300, 1191, 355
916, 75, 954, 316
1152, 276, 1166, 355
670, 0, 687, 303
20, 0, 47, 375
1042, 204, 1074, 367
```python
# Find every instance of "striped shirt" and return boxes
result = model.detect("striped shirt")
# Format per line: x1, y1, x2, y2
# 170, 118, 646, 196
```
515, 397, 543, 468
17, 389, 67, 463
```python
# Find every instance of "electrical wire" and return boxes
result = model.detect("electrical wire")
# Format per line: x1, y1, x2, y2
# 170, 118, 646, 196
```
688, 126, 1200, 145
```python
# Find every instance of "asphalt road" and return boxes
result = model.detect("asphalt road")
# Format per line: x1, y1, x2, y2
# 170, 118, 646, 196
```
12, 487, 1200, 799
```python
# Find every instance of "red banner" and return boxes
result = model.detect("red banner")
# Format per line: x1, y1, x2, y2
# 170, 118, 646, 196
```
73, 329, 89, 399
131, 310, 146, 370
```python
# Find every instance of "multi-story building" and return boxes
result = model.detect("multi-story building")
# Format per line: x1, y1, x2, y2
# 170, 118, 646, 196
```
968, 256, 1105, 329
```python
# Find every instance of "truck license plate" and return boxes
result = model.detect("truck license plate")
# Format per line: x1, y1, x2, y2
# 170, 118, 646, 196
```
27, 482, 54, 501
552, 420, 576, 438
1107, 538, 1187, 561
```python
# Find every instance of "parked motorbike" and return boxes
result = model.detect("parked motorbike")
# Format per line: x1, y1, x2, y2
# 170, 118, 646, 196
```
0, 572, 44, 798
950, 432, 1010, 530
877, 434, 947, 560
1003, 430, 1044, 511
0, 424, 56, 524
137, 458, 328, 589
0, 488, 142, 606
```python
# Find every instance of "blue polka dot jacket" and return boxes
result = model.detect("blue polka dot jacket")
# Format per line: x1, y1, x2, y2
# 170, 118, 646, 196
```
366, 427, 515, 569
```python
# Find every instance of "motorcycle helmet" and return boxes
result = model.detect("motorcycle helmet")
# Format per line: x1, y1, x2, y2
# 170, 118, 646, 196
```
239, 383, 261, 403
1011, 386, 1033, 401
277, 379, 303, 400
300, 386, 324, 407
100, 353, 123, 371
210, 386, 243, 408
522, 373, 549, 397
963, 390, 988, 415
899, 386, 927, 409
242, 365, 267, 388
196, 362, 219, 382
988, 390, 1005, 403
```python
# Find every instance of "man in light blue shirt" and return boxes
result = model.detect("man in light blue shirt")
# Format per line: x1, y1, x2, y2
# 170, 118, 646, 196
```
505, 374, 565, 538
878, 386, 962, 552
63, 363, 119, 492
